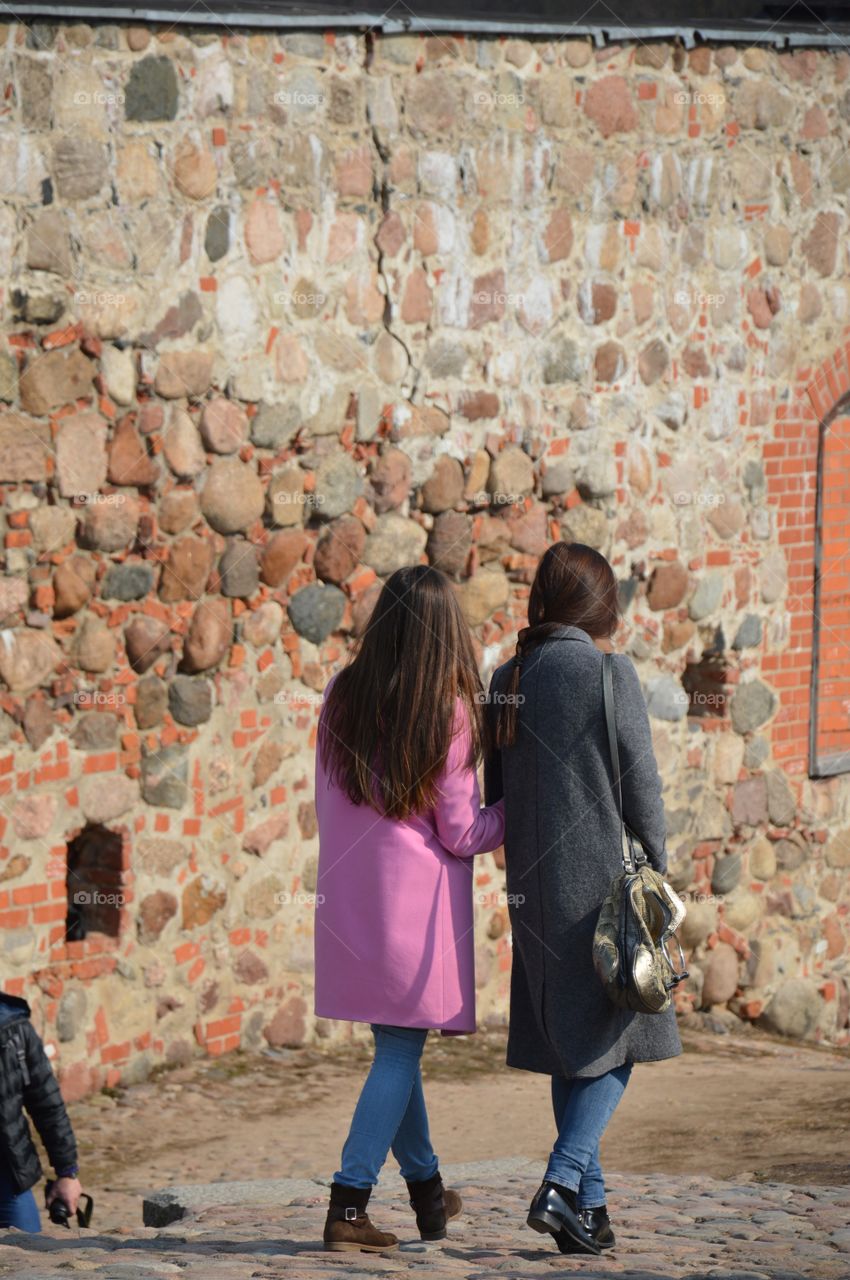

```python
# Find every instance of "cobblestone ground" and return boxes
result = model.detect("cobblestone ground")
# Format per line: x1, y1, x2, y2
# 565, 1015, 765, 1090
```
2, 1159, 849, 1280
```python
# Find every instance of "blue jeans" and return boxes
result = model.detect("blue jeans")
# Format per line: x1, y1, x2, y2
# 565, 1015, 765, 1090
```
0, 1165, 41, 1232
335, 1025, 439, 1189
545, 1064, 632, 1209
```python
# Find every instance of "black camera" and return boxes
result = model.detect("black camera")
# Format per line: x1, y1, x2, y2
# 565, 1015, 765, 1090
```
44, 1181, 94, 1228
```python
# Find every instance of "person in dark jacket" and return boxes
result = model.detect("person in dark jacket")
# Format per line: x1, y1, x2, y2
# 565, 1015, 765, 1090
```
485, 542, 682, 1257
0, 993, 83, 1232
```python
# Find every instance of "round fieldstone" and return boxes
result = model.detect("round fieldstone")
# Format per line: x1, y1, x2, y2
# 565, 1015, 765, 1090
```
370, 447, 411, 514
53, 133, 108, 202
288, 584, 346, 644
749, 835, 777, 880
77, 493, 140, 552
680, 899, 717, 949
730, 679, 777, 734
53, 555, 95, 618
313, 454, 364, 520
374, 330, 408, 383
163, 408, 206, 479
168, 675, 213, 726
205, 205, 231, 261
488, 448, 534, 503
711, 851, 742, 895
638, 338, 670, 385
510, 503, 549, 556
732, 613, 762, 649
428, 511, 473, 576
125, 55, 179, 122
73, 614, 115, 673
181, 597, 231, 673
420, 455, 464, 514
55, 410, 107, 499
648, 561, 689, 610
645, 675, 688, 721
260, 530, 308, 588
363, 514, 427, 575
573, 447, 617, 500
124, 615, 172, 673
29, 506, 76, 556
154, 346, 211, 397
137, 891, 178, 944
56, 987, 87, 1042
701, 942, 739, 1006
744, 734, 770, 769
108, 417, 158, 486
689, 572, 724, 620
219, 539, 260, 598
775, 833, 808, 871
766, 769, 796, 825
173, 139, 217, 201
541, 334, 584, 384
242, 601, 284, 648
824, 827, 850, 868
141, 742, 188, 809
455, 568, 510, 627
314, 515, 366, 585
732, 775, 768, 826
594, 340, 626, 383
71, 713, 119, 752
559, 505, 609, 549
159, 535, 214, 603
250, 401, 300, 449
135, 674, 168, 729
159, 487, 200, 534
101, 561, 156, 601
267, 466, 306, 528
759, 978, 823, 1039
0, 629, 60, 693
541, 457, 575, 498
200, 398, 248, 454
200, 458, 265, 534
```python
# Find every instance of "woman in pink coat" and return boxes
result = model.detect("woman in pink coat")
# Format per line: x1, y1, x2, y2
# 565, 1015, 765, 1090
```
314, 564, 505, 1254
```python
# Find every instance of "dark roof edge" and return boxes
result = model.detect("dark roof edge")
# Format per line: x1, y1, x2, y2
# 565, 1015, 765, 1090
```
4, 5, 850, 48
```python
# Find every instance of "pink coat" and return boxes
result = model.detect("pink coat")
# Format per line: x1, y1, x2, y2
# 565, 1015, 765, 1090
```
313, 695, 505, 1034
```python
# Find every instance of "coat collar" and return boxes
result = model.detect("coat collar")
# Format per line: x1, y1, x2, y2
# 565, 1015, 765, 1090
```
543, 623, 596, 646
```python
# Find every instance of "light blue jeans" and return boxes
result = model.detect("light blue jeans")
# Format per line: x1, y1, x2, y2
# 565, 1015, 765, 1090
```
335, 1024, 440, 1189
546, 1064, 633, 1209
0, 1165, 41, 1232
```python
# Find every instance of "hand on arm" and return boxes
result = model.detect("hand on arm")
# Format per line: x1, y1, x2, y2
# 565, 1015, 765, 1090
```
433, 703, 505, 858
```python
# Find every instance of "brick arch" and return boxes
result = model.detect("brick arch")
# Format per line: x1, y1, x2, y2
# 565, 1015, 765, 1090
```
762, 343, 850, 778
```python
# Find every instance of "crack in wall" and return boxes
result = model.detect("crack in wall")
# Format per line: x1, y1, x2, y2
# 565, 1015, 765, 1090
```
364, 30, 419, 410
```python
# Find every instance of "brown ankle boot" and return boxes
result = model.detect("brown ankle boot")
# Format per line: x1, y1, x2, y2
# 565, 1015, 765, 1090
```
323, 1182, 399, 1253
406, 1171, 463, 1241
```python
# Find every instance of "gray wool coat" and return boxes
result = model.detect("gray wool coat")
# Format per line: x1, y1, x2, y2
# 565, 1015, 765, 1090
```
485, 624, 682, 1079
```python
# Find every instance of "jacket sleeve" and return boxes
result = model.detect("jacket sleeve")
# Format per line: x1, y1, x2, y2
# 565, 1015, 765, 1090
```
611, 653, 668, 873
21, 1022, 78, 1174
432, 701, 505, 858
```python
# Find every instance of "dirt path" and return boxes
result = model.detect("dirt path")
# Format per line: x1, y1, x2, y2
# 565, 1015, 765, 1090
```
59, 1023, 849, 1232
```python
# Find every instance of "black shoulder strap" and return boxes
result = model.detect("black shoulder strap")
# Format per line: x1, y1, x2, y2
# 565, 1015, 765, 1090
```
602, 653, 640, 875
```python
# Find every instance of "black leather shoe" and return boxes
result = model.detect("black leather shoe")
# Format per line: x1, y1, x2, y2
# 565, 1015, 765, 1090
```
526, 1182, 601, 1256
555, 1204, 615, 1253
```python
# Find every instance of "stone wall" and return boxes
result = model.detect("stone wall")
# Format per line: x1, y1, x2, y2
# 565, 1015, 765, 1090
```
1, 17, 850, 1096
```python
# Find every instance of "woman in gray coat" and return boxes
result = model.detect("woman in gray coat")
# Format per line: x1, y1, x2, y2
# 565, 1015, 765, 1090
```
485, 542, 681, 1256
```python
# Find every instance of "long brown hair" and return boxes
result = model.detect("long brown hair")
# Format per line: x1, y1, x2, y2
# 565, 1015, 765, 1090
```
495, 542, 620, 749
318, 565, 486, 820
